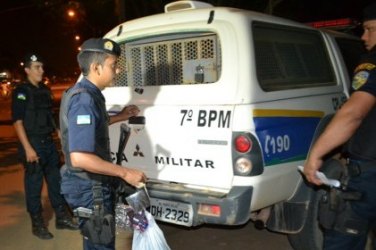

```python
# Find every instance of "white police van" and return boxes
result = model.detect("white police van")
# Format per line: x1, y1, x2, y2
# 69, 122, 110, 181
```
101, 1, 364, 249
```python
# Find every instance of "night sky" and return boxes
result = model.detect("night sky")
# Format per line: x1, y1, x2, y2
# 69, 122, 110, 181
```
1, 0, 374, 80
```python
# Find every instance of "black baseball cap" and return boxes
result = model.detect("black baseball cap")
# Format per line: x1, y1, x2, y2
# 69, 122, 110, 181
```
23, 53, 43, 65
80, 38, 121, 56
363, 3, 376, 21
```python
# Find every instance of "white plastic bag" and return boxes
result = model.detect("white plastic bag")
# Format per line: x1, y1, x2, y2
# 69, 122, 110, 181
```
132, 211, 171, 250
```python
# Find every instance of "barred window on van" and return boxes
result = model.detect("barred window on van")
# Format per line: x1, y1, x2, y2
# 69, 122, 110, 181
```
113, 33, 221, 87
253, 22, 335, 91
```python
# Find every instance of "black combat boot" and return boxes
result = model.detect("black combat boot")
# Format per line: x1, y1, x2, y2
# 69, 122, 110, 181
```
55, 207, 79, 230
30, 213, 53, 240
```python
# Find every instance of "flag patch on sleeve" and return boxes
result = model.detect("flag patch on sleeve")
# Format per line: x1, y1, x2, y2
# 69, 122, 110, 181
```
17, 93, 26, 100
352, 70, 369, 90
76, 115, 91, 125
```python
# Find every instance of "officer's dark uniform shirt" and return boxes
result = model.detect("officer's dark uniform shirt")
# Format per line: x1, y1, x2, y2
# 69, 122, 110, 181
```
346, 49, 376, 160
64, 78, 111, 162
60, 77, 112, 184
12, 82, 55, 137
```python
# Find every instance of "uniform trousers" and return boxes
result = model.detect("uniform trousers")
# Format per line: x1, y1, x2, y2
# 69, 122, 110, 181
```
60, 167, 115, 250
20, 136, 66, 215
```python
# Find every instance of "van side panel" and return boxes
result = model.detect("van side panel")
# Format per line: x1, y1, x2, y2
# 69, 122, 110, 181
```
231, 92, 345, 211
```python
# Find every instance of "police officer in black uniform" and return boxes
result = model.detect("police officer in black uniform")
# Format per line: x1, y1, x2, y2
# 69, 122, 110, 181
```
12, 53, 78, 240
59, 38, 146, 249
303, 3, 376, 250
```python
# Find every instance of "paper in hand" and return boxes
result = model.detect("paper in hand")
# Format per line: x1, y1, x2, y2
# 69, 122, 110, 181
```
297, 165, 341, 188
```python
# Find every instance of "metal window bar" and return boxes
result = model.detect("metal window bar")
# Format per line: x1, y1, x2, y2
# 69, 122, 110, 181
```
113, 34, 220, 87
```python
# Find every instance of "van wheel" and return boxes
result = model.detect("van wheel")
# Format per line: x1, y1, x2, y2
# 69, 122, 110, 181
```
288, 189, 324, 250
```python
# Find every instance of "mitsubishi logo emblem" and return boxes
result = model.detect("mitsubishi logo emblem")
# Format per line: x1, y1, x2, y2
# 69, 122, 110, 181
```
133, 144, 144, 157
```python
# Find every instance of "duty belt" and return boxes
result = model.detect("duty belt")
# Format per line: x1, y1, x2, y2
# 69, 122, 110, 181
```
347, 158, 376, 176
63, 165, 112, 184
28, 134, 53, 144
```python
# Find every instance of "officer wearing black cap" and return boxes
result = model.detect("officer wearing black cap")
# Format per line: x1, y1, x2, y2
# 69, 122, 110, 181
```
11, 53, 78, 240
303, 3, 376, 250
59, 38, 146, 249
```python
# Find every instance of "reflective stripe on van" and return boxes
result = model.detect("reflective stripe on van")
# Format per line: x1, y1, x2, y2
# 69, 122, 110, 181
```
253, 109, 324, 166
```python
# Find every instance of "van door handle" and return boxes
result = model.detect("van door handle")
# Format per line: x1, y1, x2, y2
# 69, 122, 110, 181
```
129, 116, 145, 125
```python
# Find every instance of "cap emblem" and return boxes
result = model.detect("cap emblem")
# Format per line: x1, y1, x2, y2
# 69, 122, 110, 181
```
30, 55, 38, 62
104, 41, 114, 51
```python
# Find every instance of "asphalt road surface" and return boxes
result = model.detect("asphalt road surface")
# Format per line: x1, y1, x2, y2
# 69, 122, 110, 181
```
0, 127, 293, 250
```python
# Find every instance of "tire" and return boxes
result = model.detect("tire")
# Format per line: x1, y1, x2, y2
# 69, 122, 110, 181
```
288, 189, 324, 250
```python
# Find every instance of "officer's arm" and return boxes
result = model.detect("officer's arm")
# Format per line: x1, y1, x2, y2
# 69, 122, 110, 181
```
109, 105, 140, 125
314, 91, 376, 154
70, 151, 146, 187
13, 120, 38, 163
304, 91, 376, 185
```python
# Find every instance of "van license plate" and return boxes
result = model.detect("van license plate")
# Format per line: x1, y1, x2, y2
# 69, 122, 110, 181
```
149, 198, 193, 227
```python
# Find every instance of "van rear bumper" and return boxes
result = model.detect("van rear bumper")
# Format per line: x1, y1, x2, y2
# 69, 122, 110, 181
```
148, 186, 253, 227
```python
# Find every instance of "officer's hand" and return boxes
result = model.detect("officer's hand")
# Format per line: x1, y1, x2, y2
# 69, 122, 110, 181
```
57, 129, 61, 139
121, 167, 147, 187
303, 157, 323, 186
25, 147, 39, 163
120, 105, 140, 121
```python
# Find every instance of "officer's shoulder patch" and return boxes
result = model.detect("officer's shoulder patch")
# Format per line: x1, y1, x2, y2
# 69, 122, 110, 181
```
76, 114, 91, 125
352, 70, 370, 90
354, 63, 376, 72
17, 92, 26, 100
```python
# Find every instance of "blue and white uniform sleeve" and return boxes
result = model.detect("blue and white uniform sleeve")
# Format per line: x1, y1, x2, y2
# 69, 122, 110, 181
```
67, 92, 100, 153
11, 87, 28, 122
352, 63, 376, 97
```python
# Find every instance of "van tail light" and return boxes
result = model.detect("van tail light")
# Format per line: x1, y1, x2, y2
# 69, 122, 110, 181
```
198, 203, 221, 217
232, 132, 264, 176
235, 135, 252, 153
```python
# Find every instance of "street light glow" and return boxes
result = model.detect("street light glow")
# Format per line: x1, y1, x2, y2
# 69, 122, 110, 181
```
75, 35, 80, 41
67, 9, 76, 18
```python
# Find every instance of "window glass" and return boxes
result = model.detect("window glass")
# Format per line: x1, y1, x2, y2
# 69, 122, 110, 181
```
335, 37, 365, 79
253, 22, 335, 91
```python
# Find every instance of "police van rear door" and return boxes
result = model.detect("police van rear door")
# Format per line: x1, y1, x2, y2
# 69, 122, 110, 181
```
105, 29, 239, 192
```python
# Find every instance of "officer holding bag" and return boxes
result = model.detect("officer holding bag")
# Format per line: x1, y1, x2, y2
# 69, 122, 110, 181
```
303, 3, 376, 250
59, 38, 146, 249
